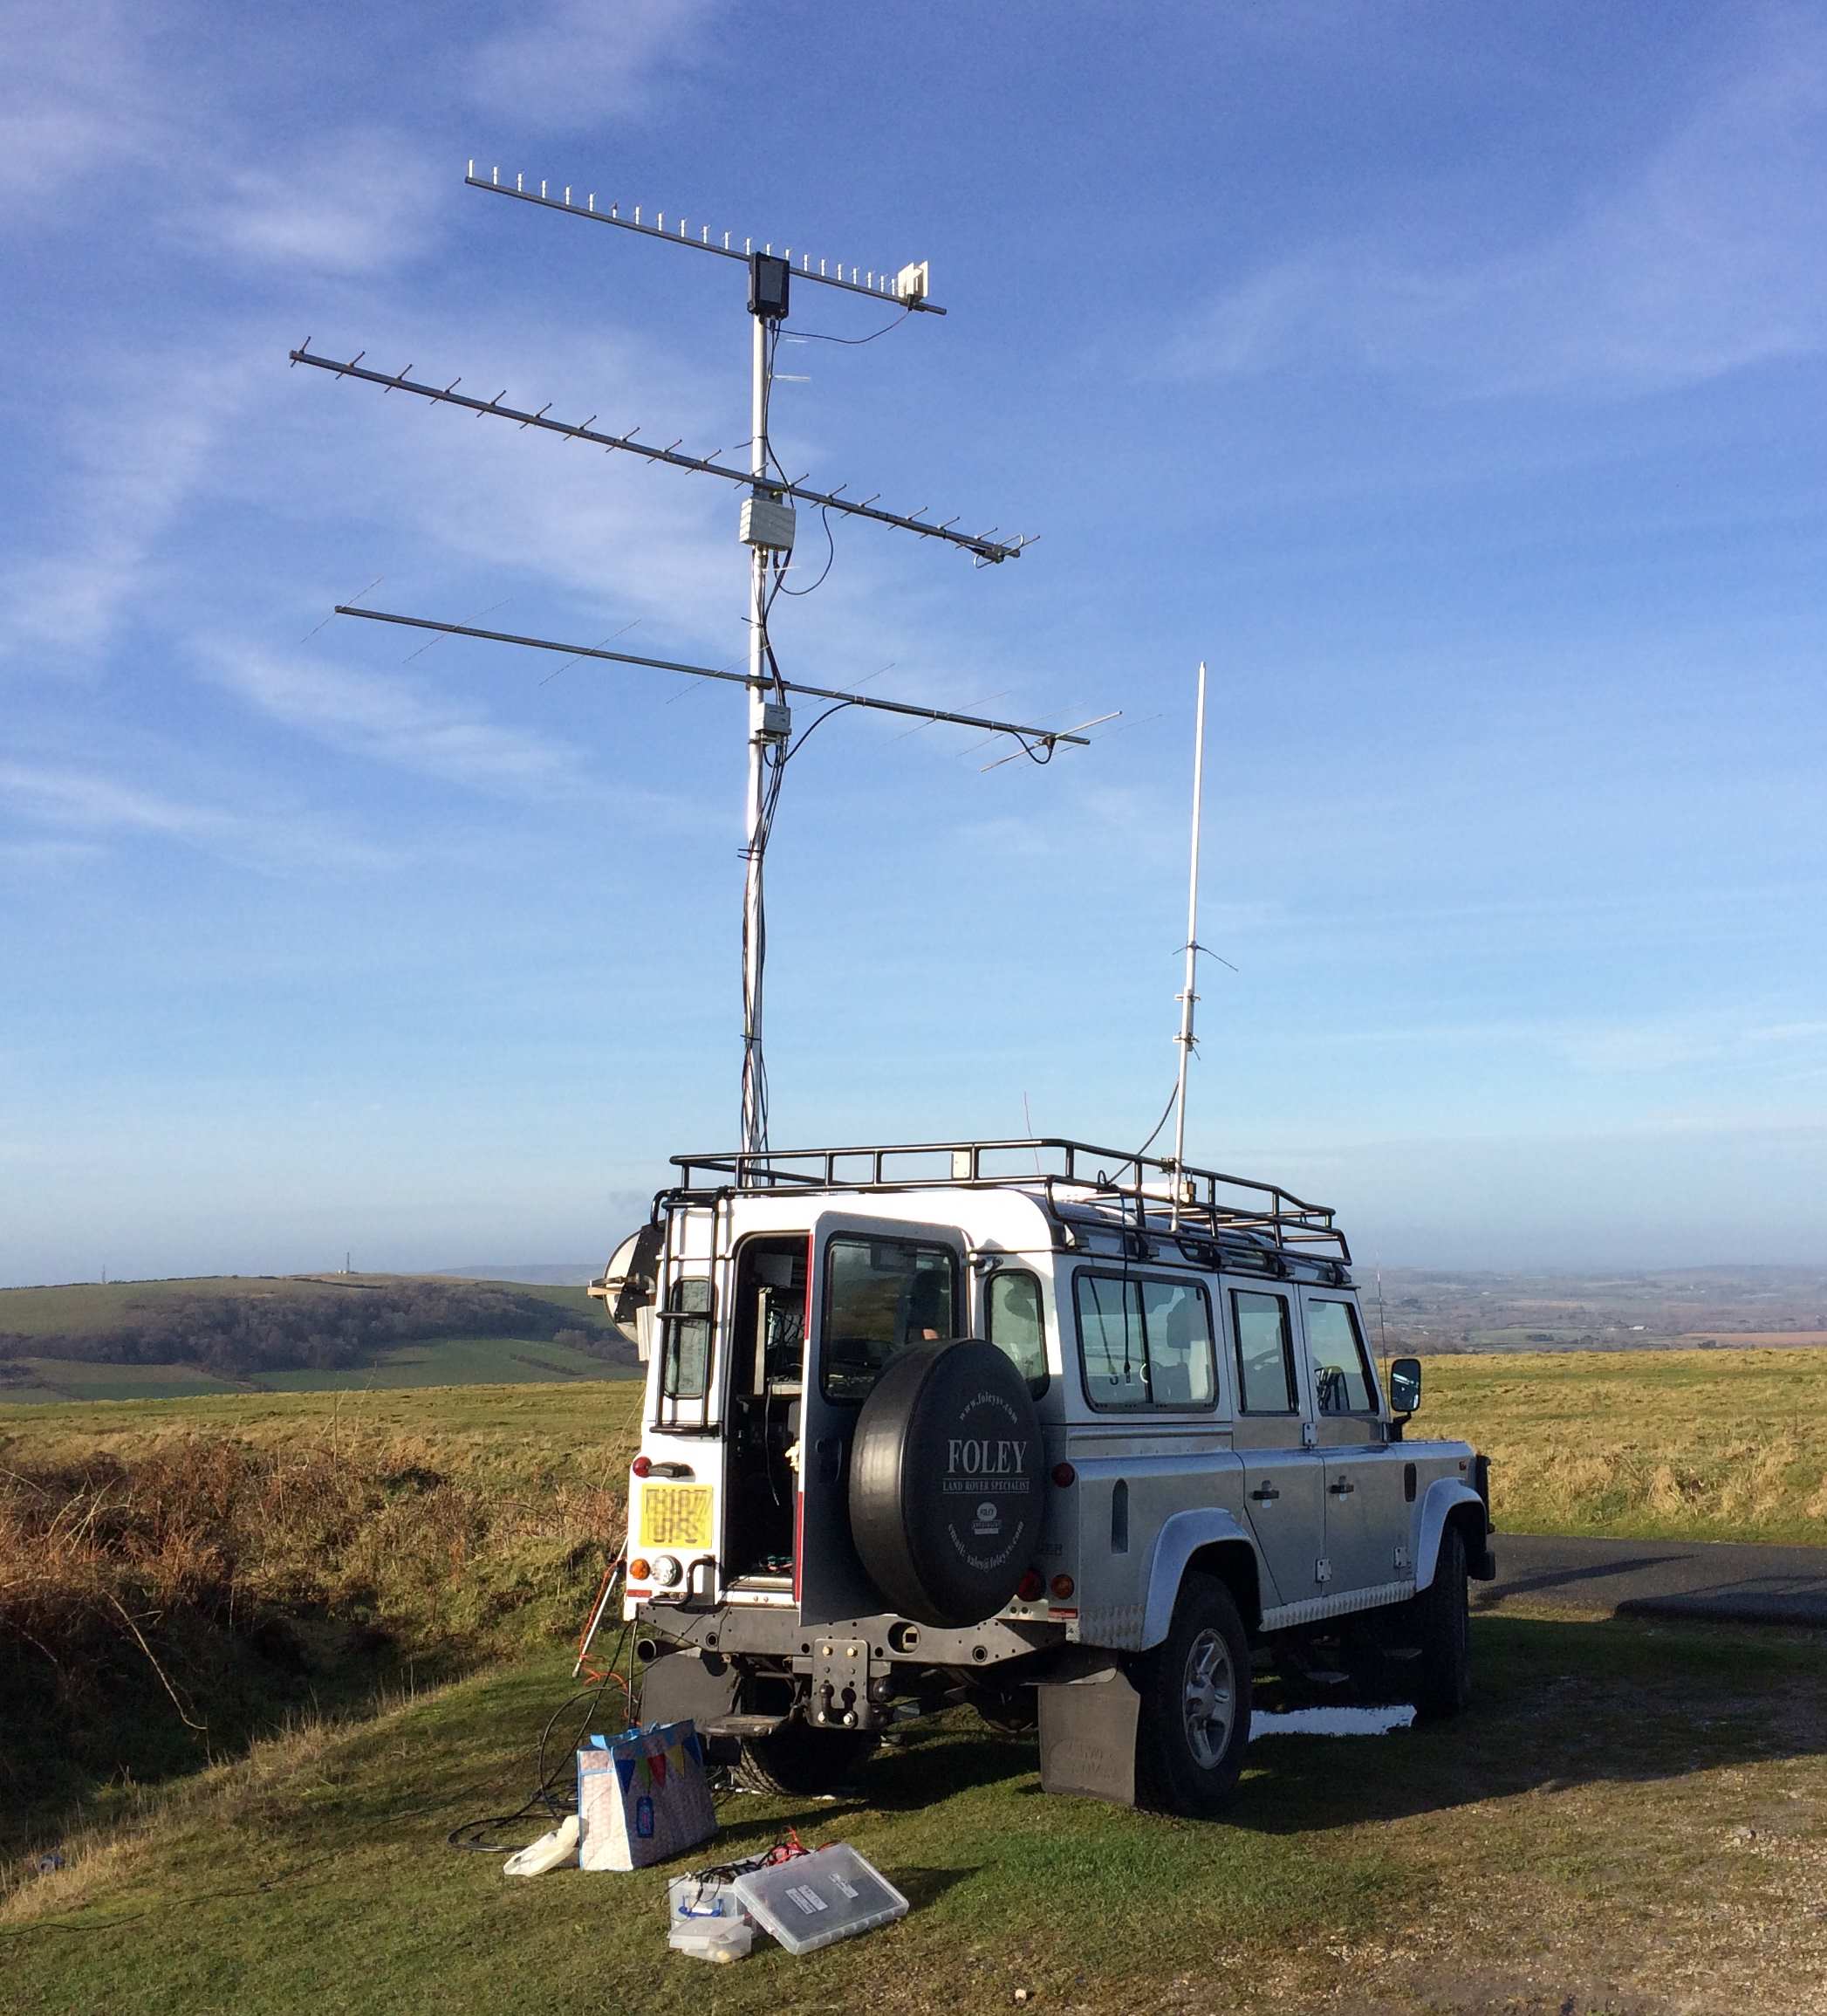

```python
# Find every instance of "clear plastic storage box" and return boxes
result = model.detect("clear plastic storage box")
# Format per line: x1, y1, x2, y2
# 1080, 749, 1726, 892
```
732, 1843, 909, 1955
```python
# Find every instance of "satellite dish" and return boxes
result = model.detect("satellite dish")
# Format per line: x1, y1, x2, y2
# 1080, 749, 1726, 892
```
590, 1221, 664, 1358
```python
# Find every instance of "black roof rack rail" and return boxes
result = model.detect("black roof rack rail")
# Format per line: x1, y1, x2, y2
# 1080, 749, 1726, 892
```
663, 1136, 1350, 1265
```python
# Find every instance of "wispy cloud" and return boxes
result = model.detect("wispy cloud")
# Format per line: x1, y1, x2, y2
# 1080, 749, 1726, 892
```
0, 0, 173, 205
173, 127, 445, 277
462, 0, 717, 134
1315, 1010, 1827, 1079
202, 643, 584, 794
0, 361, 237, 663
1167, 12, 1827, 397
0, 758, 401, 874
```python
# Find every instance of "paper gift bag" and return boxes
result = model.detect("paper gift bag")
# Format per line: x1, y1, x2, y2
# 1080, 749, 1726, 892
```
577, 1719, 716, 1871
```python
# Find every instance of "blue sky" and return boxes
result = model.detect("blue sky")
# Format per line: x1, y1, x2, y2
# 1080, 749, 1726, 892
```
4, 0, 1824, 1285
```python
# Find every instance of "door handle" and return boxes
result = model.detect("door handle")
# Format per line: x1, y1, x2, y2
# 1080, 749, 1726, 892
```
815, 1435, 843, 1485
1329, 1478, 1356, 1497
1249, 1484, 1280, 1504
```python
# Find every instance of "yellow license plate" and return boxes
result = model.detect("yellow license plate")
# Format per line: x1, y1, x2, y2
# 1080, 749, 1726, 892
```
639, 1485, 715, 1552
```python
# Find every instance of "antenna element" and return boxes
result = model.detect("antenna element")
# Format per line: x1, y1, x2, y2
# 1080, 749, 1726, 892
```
1169, 661, 1209, 1228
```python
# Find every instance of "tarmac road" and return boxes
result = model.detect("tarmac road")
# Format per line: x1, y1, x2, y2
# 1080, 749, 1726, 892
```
1479, 1531, 1827, 1627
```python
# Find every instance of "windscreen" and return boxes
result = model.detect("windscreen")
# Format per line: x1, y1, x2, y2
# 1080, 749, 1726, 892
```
820, 1236, 957, 1401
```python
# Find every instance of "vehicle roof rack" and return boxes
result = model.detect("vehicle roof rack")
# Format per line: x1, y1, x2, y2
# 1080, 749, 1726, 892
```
664, 1136, 1350, 1265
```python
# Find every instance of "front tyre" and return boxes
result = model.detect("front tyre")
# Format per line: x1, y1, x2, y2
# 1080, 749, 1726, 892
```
1412, 1522, 1472, 1720
1134, 1572, 1252, 1817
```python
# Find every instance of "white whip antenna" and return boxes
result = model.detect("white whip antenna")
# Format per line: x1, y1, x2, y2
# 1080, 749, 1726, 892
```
1169, 660, 1208, 1229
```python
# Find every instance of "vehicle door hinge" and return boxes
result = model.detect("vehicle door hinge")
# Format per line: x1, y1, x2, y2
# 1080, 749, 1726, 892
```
1315, 1557, 1332, 1585
1393, 1543, 1412, 1573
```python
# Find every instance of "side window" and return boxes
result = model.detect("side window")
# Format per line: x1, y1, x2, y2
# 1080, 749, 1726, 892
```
1077, 1273, 1146, 1408
1304, 1298, 1376, 1415
820, 1237, 957, 1402
1139, 1279, 1215, 1408
1231, 1289, 1297, 1413
660, 1276, 714, 1401
1075, 1272, 1216, 1412
985, 1269, 1048, 1397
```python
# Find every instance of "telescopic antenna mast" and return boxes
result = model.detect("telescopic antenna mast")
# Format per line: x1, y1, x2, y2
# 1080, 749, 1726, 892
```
289, 161, 1109, 1161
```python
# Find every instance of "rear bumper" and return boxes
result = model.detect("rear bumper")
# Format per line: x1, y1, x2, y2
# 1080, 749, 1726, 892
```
634, 1599, 1060, 1668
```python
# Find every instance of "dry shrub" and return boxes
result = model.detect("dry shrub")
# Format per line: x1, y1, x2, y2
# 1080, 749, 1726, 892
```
0, 1430, 624, 1844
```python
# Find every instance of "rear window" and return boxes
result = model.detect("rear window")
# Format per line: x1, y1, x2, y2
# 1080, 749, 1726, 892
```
985, 1268, 1048, 1397
820, 1236, 957, 1402
1074, 1271, 1216, 1412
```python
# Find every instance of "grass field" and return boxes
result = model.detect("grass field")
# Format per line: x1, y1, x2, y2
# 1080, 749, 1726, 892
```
5, 1612, 1825, 2016
1423, 1347, 1827, 1546
6, 1359, 1827, 2012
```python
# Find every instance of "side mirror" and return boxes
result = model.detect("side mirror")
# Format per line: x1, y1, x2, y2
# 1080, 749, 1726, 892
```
1387, 1356, 1422, 1416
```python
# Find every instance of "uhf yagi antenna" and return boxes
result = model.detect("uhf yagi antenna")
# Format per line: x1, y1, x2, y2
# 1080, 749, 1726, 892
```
290, 161, 1112, 1160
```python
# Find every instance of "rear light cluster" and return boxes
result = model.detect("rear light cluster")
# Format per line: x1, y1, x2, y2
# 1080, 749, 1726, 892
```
626, 1554, 685, 1587
1013, 1569, 1076, 1605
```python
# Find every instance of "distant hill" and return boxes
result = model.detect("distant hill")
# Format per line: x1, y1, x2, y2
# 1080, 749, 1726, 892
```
0, 1273, 639, 1404
435, 1264, 599, 1287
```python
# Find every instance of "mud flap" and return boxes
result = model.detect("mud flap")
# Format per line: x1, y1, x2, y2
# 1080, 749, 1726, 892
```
1037, 1657, 1141, 1807
638, 1649, 742, 1758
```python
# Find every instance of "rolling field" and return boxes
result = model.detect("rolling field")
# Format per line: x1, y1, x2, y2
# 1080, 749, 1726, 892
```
0, 1273, 638, 1403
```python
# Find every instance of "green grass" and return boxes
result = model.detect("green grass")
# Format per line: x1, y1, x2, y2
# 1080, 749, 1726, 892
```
3, 1360, 251, 1401
252, 1334, 627, 1392
6, 1612, 1826, 2015
0, 1335, 637, 1404
0, 1379, 645, 1478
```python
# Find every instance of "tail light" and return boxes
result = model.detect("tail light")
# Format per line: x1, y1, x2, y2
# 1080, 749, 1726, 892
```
1050, 1574, 1075, 1601
631, 1455, 652, 1478
1016, 1569, 1045, 1603
1050, 1462, 1076, 1488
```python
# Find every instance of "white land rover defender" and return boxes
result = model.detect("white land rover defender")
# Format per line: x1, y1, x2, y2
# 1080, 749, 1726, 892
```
595, 1138, 1495, 1816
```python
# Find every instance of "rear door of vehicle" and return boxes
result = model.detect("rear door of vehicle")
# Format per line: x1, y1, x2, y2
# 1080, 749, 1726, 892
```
1224, 1280, 1326, 1608
797, 1210, 967, 1629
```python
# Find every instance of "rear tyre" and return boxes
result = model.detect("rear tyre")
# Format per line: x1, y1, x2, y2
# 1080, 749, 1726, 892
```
1412, 1523, 1472, 1720
734, 1719, 879, 1797
1133, 1572, 1252, 1817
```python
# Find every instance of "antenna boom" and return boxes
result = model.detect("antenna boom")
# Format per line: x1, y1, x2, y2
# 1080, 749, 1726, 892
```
289, 348, 1023, 562
332, 606, 1095, 747
465, 166, 947, 315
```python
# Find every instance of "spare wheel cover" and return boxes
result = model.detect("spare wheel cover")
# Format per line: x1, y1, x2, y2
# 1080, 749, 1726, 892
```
848, 1338, 1044, 1629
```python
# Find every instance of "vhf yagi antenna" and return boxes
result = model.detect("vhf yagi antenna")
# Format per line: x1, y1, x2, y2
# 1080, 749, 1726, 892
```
290, 162, 1113, 1159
